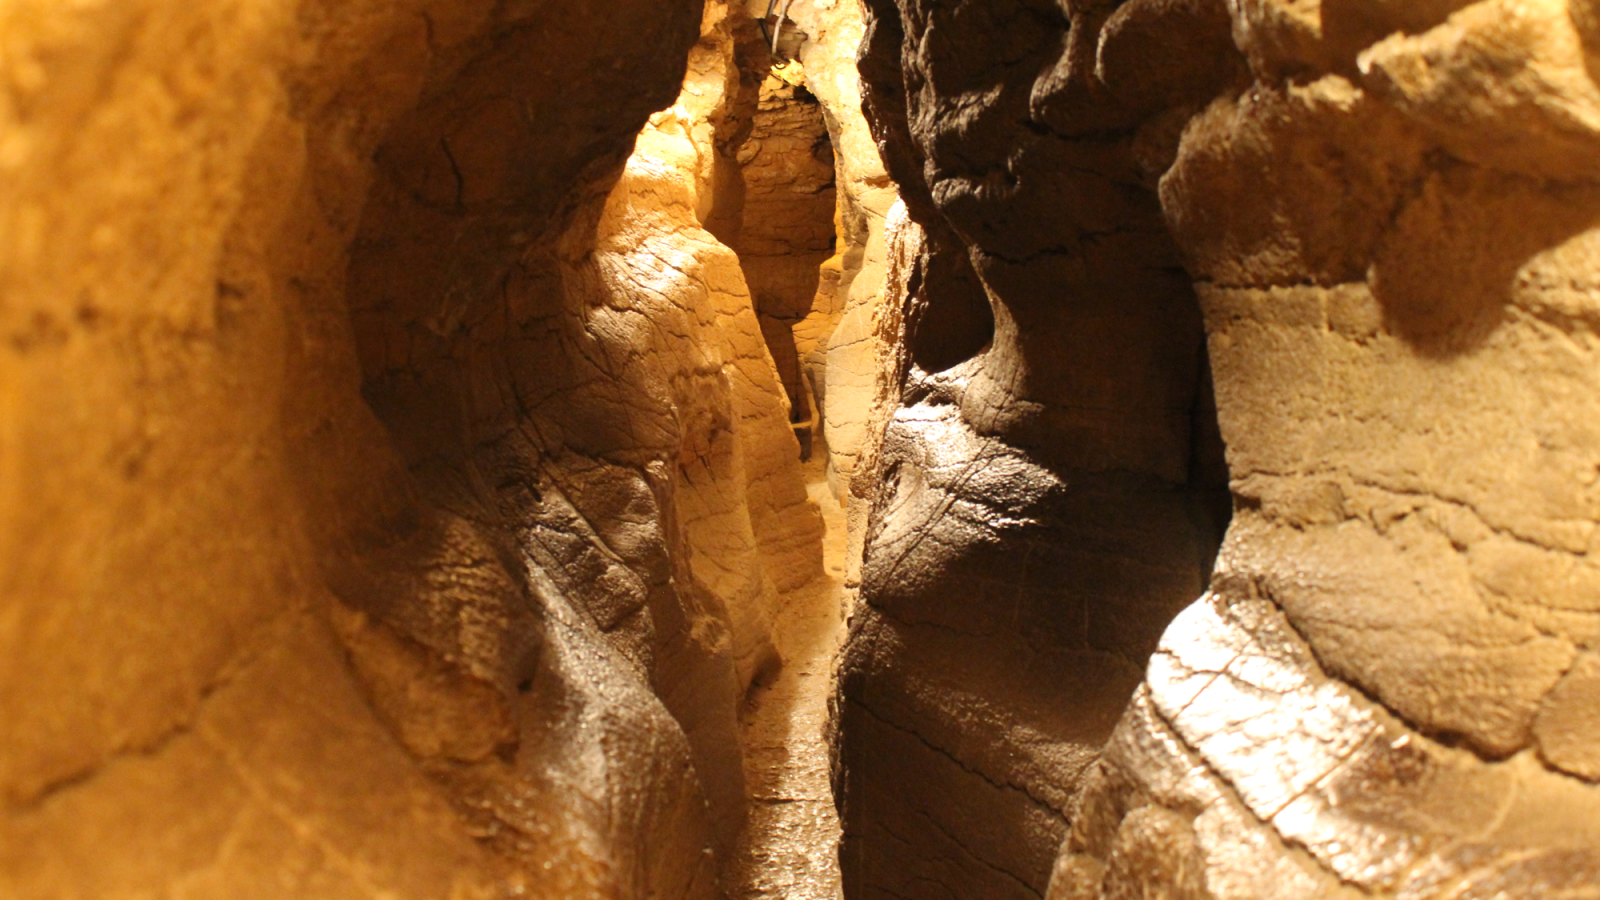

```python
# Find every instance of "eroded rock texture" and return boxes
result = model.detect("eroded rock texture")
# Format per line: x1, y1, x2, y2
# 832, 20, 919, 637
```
775, 0, 903, 516
847, 0, 1600, 898
837, 0, 1233, 896
707, 0, 903, 543
0, 0, 825, 896
722, 62, 838, 435
1057, 3, 1600, 896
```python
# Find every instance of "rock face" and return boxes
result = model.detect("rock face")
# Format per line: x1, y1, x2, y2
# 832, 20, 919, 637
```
0, 0, 825, 896
721, 63, 838, 436
14, 0, 1600, 897
778, 0, 905, 587
837, 0, 1234, 896
847, 0, 1600, 898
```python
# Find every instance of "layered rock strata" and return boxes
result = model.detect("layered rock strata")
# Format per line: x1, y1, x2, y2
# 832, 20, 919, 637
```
712, 0, 903, 534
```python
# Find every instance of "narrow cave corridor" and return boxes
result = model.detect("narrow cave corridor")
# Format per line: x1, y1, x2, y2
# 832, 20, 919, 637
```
728, 452, 850, 900
703, 38, 841, 457
9, 0, 1600, 899
608, 8, 877, 896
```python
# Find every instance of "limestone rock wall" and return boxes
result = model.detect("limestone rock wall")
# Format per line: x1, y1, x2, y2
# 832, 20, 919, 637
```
1055, 3, 1600, 897
0, 0, 824, 896
779, 0, 903, 533
846, 1, 1600, 899
703, 1, 896, 520
724, 66, 838, 432
837, 0, 1233, 896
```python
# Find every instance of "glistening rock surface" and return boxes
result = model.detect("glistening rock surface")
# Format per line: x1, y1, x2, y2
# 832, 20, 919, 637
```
837, 0, 1233, 896
845, 0, 1600, 898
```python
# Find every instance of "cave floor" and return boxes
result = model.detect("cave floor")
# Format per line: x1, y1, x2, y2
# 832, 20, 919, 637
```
727, 452, 849, 900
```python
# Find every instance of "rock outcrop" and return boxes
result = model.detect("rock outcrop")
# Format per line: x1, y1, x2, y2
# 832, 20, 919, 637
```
0, 0, 825, 896
837, 0, 1233, 895
705, 0, 903, 551
845, 1, 1600, 898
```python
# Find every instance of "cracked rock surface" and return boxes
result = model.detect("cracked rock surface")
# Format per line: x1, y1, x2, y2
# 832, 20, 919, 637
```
13, 0, 1600, 896
838, 0, 1231, 893
849, 0, 1600, 898
0, 0, 829, 896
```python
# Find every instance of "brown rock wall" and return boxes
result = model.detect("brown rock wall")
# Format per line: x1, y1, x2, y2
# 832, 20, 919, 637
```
0, 0, 826, 895
842, 0, 1600, 898
837, 0, 1233, 896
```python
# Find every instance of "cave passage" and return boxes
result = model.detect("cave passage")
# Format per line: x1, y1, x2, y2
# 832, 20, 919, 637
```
662, 10, 860, 898
747, 74, 835, 457
14, 0, 1600, 897
726, 451, 850, 900
706, 43, 840, 461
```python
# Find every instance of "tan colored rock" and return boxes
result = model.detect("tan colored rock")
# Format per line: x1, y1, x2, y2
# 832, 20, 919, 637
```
1359, 0, 1600, 181
595, 47, 829, 693
784, 0, 901, 505
852, 0, 1600, 897
709, 0, 902, 527
1536, 652, 1600, 781
1079, 0, 1600, 896
723, 66, 838, 427
0, 0, 826, 896
1054, 592, 1600, 900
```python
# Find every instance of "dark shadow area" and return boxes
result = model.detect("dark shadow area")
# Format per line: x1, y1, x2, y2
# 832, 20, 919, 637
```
905, 234, 995, 374
1373, 162, 1600, 357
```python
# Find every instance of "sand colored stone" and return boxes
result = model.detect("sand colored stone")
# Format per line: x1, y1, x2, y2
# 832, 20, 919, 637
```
11, 0, 1600, 897
0, 0, 828, 895
848, 0, 1600, 897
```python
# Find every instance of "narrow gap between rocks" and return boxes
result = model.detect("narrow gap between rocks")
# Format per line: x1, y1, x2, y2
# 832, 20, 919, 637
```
727, 452, 850, 900
612, 2, 887, 897
16, 1, 1600, 899
684, 8, 860, 898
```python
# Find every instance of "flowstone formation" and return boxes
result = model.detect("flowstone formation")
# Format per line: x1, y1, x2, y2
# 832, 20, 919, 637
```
0, 0, 832, 896
846, 0, 1600, 898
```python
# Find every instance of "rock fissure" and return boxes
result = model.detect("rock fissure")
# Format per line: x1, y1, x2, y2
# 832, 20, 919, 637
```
849, 695, 1070, 823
